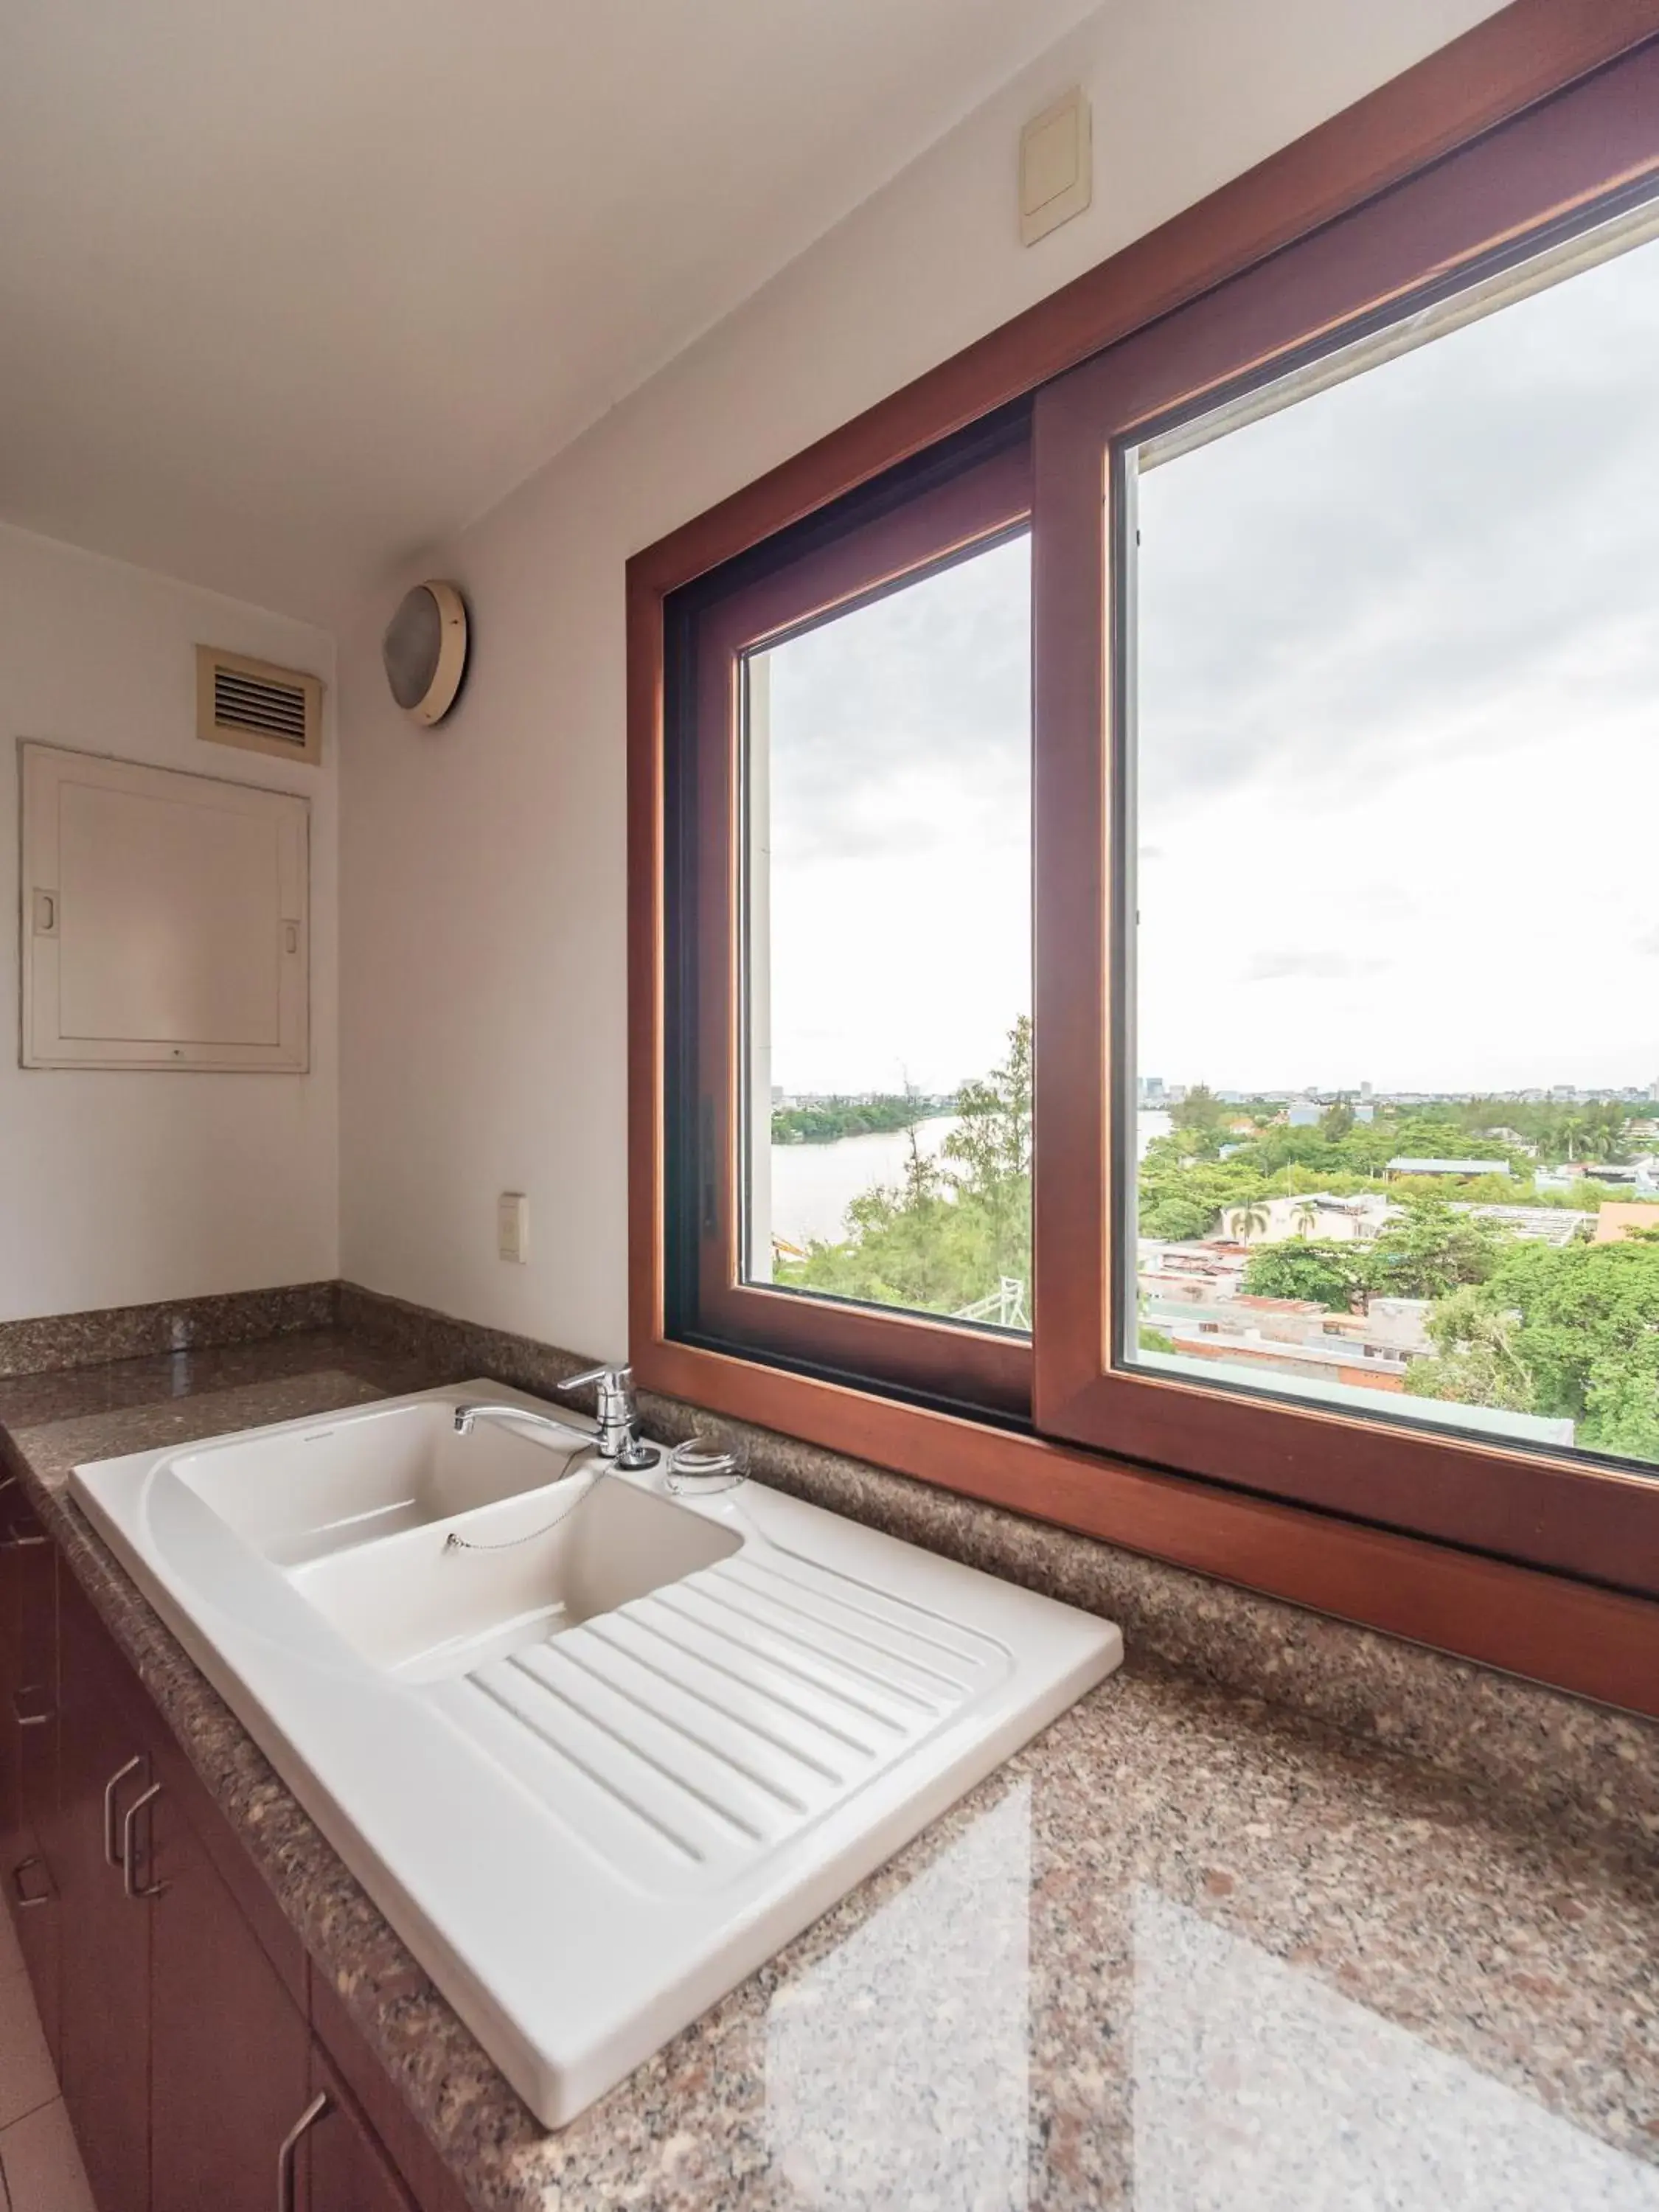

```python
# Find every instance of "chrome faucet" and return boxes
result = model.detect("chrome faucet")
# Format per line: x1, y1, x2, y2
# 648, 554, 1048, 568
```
452, 1364, 658, 1471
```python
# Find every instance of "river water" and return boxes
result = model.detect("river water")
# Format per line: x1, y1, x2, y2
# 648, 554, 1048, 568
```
768, 1108, 1172, 1251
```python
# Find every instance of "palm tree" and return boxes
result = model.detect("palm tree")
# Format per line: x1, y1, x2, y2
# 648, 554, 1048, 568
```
1231, 1202, 1269, 1244
1582, 1104, 1627, 1164
1292, 1200, 1321, 1239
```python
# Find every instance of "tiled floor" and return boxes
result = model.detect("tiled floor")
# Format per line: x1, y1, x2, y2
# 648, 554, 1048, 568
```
0, 1908, 94, 2212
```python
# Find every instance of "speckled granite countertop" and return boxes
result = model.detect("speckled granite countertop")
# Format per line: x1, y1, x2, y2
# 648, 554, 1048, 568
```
1, 1332, 1655, 2211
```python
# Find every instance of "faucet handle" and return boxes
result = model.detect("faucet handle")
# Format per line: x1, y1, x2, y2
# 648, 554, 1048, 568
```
559, 1363, 630, 1395
557, 1364, 656, 1472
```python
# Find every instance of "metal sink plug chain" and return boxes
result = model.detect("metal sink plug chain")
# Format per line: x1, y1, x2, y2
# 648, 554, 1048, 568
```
443, 1366, 662, 1555
442, 1445, 606, 1554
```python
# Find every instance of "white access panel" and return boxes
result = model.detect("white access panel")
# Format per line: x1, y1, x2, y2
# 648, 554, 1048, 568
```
20, 742, 310, 1071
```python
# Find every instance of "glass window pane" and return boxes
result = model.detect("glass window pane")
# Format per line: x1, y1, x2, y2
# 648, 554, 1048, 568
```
742, 532, 1032, 1333
1127, 205, 1659, 1475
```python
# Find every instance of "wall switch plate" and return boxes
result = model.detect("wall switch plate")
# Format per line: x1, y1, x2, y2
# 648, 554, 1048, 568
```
497, 1192, 529, 1265
1020, 86, 1091, 245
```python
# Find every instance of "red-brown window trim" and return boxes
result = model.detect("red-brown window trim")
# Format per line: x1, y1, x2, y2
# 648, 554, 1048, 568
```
627, 1, 1659, 1716
683, 442, 1034, 1418
1030, 43, 1659, 1592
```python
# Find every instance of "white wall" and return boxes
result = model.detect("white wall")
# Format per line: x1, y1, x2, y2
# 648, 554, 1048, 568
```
338, 0, 1504, 1361
0, 523, 338, 1320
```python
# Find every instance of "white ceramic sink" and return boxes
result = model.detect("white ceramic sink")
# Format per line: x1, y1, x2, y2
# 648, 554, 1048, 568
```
172, 1397, 595, 1567
72, 1383, 1121, 2126
291, 1470, 742, 1681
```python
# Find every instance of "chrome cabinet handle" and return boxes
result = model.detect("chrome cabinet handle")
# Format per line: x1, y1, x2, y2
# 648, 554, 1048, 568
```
0, 1521, 46, 1551
10, 1684, 53, 1728
276, 2090, 330, 2211
103, 1754, 145, 1867
10, 1856, 52, 1910
122, 1782, 167, 1900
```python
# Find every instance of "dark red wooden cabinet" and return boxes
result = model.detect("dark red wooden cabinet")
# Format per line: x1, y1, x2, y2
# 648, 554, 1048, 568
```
302, 2049, 420, 2212
0, 1489, 62, 2063
149, 1787, 312, 2212
55, 1568, 153, 2211
4, 1538, 466, 2212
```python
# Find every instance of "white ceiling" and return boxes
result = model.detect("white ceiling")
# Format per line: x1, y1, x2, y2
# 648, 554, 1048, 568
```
0, 0, 1097, 624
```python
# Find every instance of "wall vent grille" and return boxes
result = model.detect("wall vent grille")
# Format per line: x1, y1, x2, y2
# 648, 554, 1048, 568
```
195, 647, 324, 765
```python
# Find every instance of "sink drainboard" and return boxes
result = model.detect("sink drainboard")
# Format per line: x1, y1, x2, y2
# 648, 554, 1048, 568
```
424, 1548, 1012, 1891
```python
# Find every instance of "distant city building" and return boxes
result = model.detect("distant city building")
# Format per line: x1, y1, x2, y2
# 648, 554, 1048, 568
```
1535, 1162, 1588, 1191
1458, 1204, 1593, 1247
1388, 1157, 1514, 1180
1353, 1103, 1375, 1124
1220, 1193, 1388, 1245
1287, 1102, 1321, 1128
1584, 1158, 1659, 1194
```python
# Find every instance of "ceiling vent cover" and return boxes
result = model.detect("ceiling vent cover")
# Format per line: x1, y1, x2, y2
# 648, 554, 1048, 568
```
195, 647, 324, 765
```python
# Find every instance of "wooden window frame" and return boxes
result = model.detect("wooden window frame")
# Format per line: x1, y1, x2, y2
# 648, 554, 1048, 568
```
628, 0, 1659, 1717
680, 437, 1034, 1419
1029, 60, 1659, 1590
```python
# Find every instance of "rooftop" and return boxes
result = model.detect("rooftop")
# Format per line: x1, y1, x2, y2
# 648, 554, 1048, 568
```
1388, 1158, 1514, 1178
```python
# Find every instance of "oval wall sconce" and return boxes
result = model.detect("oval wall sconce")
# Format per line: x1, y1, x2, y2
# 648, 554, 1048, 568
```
383, 580, 468, 726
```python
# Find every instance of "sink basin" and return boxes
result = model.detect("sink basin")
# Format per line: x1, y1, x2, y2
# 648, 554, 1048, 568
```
70, 1382, 1121, 2127
289, 1470, 740, 1681
173, 1397, 592, 1567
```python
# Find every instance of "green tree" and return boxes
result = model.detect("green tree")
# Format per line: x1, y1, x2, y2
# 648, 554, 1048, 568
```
1366, 1194, 1504, 1300
1241, 1239, 1367, 1312
1405, 1237, 1659, 1461
1405, 1287, 1537, 1414
942, 1015, 1032, 1290
1141, 1193, 1220, 1242
1171, 1083, 1228, 1153
1230, 1200, 1269, 1243
778, 1019, 1032, 1321
1579, 1102, 1630, 1164
1320, 1100, 1355, 1143
1138, 1144, 1267, 1239
1558, 1113, 1589, 1164
772, 1090, 936, 1145
1483, 1237, 1659, 1449
1581, 1339, 1659, 1458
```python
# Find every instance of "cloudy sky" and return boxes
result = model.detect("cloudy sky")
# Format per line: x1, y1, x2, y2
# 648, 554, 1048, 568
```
761, 532, 1031, 1096
759, 213, 1659, 1102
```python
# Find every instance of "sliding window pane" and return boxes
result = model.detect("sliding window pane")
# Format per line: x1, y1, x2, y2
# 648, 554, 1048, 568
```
742, 533, 1032, 1332
1127, 206, 1659, 1473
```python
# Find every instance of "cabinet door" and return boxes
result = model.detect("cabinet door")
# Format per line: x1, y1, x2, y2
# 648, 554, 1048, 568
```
148, 1782, 310, 2212
298, 2048, 417, 2212
0, 1474, 26, 1842
0, 1489, 60, 2052
4, 1516, 60, 2062
55, 1571, 154, 2212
